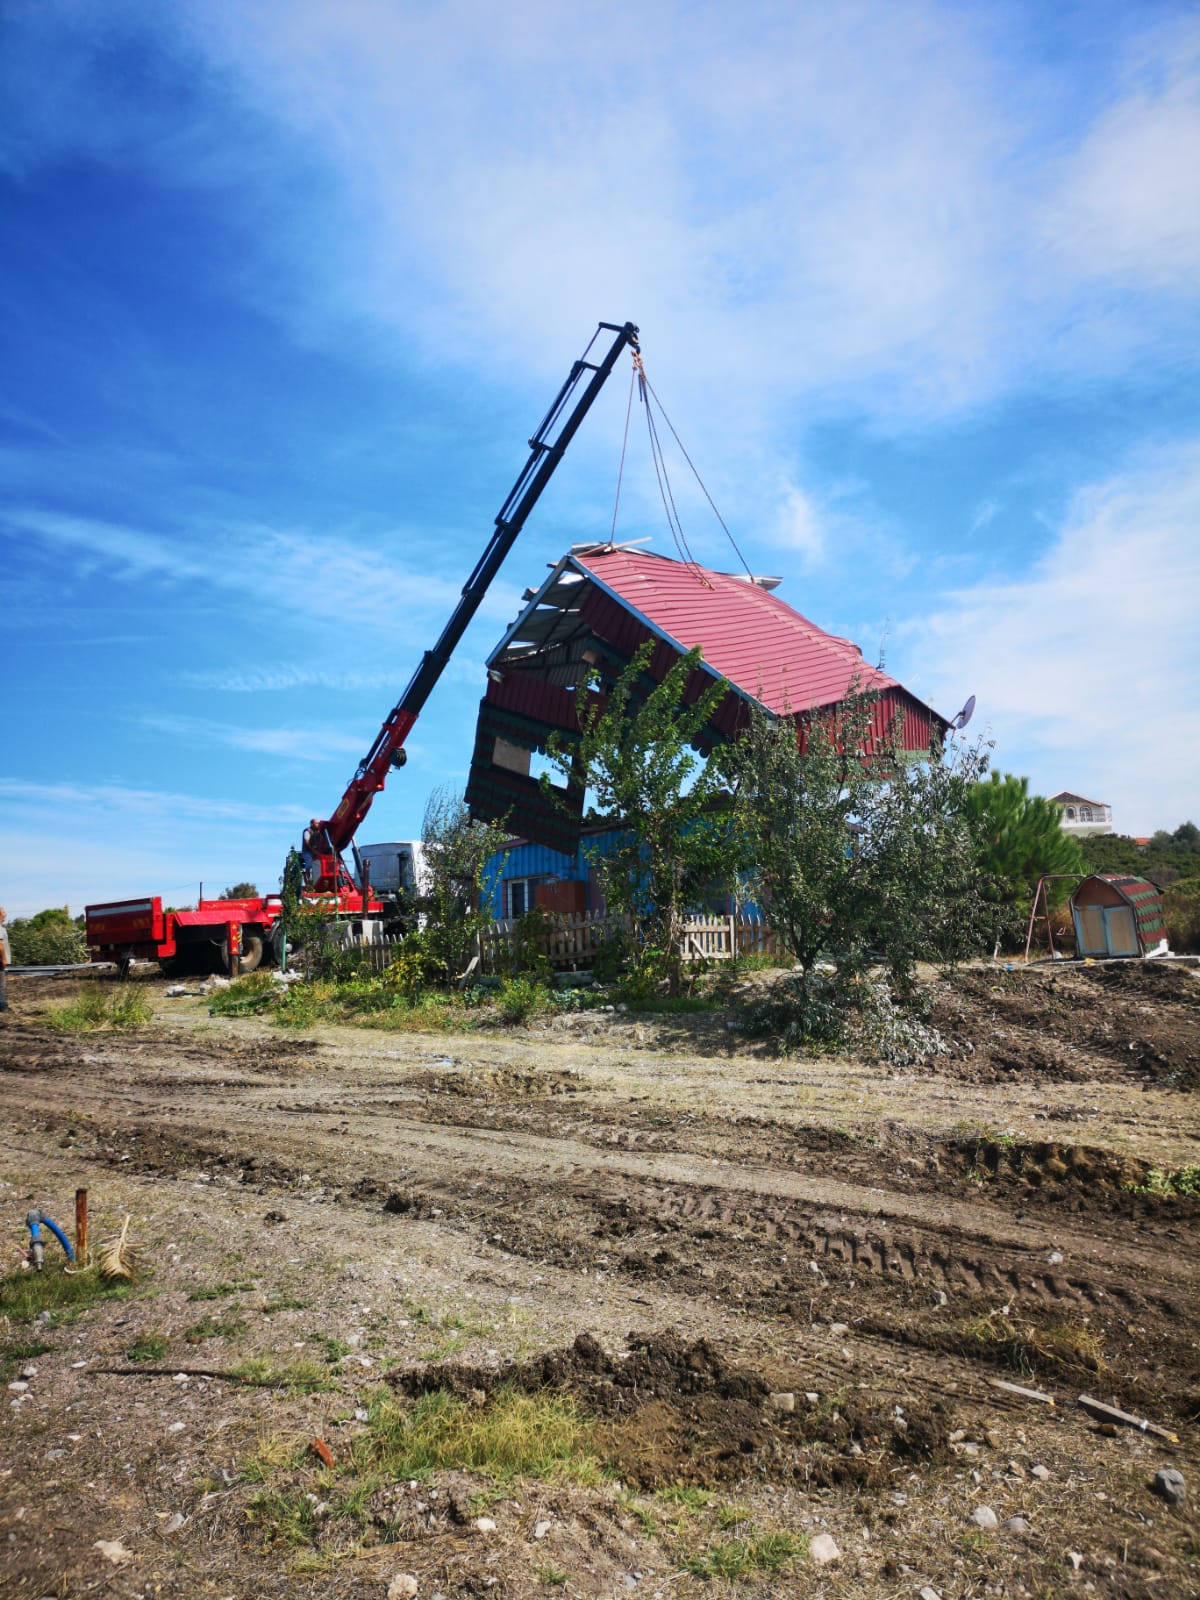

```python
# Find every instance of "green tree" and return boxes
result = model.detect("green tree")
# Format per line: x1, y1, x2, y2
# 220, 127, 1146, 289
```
726, 692, 989, 990
221, 882, 259, 900
9, 907, 88, 965
418, 787, 509, 983
544, 643, 745, 994
962, 773, 1084, 947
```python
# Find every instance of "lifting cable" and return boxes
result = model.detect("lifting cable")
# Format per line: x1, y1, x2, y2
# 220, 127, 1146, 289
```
609, 347, 754, 585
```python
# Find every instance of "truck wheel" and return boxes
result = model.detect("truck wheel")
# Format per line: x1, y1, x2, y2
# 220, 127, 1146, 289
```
239, 932, 264, 974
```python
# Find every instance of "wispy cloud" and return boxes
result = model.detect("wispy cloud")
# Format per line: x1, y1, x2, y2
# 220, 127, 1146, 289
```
0, 777, 307, 827
6, 507, 520, 633
140, 713, 366, 761
903, 441, 1200, 832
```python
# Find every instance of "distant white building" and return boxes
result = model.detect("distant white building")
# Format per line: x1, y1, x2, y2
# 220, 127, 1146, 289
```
1049, 791, 1113, 837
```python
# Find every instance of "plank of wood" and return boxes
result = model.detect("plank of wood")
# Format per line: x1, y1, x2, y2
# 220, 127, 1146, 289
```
1077, 1393, 1179, 1443
987, 1378, 1055, 1405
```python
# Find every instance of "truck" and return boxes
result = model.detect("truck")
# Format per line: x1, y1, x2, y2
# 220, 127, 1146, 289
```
86, 320, 640, 975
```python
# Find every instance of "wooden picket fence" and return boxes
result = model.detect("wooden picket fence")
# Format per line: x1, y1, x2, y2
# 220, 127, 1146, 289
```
480, 911, 785, 972
333, 913, 786, 977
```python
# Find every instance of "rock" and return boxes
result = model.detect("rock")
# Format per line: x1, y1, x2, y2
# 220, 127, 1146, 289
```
769, 1391, 795, 1413
968, 1506, 998, 1530
805, 1392, 819, 1405
1068, 1552, 1083, 1571
19, 1366, 38, 1379
166, 1421, 185, 1434
829, 1322, 851, 1337
1031, 1464, 1050, 1480
533, 1521, 553, 1540
163, 1514, 185, 1535
387, 1577, 419, 1600
933, 1289, 948, 1307
919, 1588, 942, 1600
473, 1517, 497, 1534
984, 1429, 1002, 1449
7, 1381, 28, 1394
94, 1540, 133, 1565
1047, 1251, 1064, 1265
809, 1533, 840, 1564
1004, 1517, 1031, 1533
1152, 1468, 1186, 1507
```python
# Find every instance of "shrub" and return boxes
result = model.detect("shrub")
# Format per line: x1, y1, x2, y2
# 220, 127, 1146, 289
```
9, 918, 88, 965
496, 976, 551, 1024
1163, 883, 1200, 954
49, 987, 152, 1032
744, 968, 947, 1063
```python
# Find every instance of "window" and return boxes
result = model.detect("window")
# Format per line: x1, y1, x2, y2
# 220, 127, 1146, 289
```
508, 878, 546, 918
1065, 807, 1076, 820
1079, 806, 1092, 822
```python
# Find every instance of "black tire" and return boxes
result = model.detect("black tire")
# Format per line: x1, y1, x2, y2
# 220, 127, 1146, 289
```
239, 932, 264, 974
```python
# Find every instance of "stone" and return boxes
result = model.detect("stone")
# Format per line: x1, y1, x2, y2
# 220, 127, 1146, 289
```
829, 1322, 851, 1337
769, 1391, 795, 1413
1004, 1517, 1031, 1533
94, 1540, 133, 1565
984, 1429, 1002, 1449
7, 1382, 28, 1394
1067, 1552, 1083, 1571
166, 1422, 185, 1434
1031, 1464, 1050, 1480
968, 1506, 998, 1530
1047, 1251, 1064, 1265
163, 1513, 185, 1535
473, 1517, 497, 1534
1152, 1468, 1185, 1507
387, 1577, 419, 1600
534, 1520, 552, 1539
933, 1289, 948, 1307
919, 1588, 942, 1600
809, 1533, 840, 1564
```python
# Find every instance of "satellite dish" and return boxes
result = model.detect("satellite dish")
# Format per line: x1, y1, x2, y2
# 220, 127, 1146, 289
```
951, 694, 976, 731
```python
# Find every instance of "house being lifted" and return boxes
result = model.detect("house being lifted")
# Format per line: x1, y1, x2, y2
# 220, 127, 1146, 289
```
466, 544, 948, 918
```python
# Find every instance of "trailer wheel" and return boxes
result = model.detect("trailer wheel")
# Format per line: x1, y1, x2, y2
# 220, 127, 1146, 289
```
239, 931, 264, 974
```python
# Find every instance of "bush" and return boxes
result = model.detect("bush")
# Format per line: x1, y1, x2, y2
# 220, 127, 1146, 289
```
9, 918, 88, 966
496, 976, 551, 1024
49, 987, 152, 1033
1163, 883, 1200, 953
744, 968, 947, 1063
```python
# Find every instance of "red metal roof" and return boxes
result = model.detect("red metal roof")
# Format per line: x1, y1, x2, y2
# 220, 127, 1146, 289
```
572, 547, 933, 721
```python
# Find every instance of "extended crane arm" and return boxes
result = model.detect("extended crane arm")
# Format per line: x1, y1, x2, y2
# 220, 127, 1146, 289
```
302, 319, 640, 890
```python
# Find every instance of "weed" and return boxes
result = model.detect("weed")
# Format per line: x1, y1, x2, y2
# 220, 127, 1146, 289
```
682, 1529, 806, 1579
184, 1312, 247, 1343
0, 1337, 51, 1378
538, 1566, 568, 1586
353, 1384, 601, 1484
955, 1311, 1106, 1378
656, 1486, 712, 1513
188, 1280, 251, 1301
262, 1295, 307, 1315
1130, 1164, 1200, 1198
244, 1486, 317, 1548
0, 1267, 136, 1325
48, 987, 152, 1033
126, 1332, 169, 1362
315, 1335, 351, 1364
616, 1492, 659, 1537
230, 1357, 334, 1393
207, 972, 278, 1016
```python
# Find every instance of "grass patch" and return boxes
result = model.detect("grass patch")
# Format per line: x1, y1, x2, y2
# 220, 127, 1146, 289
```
681, 1528, 806, 1579
0, 1337, 51, 1379
185, 1312, 248, 1343
188, 1279, 252, 1301
955, 1312, 1106, 1379
538, 1567, 568, 1586
244, 1486, 319, 1548
352, 1384, 602, 1485
1130, 1164, 1200, 1198
262, 1295, 307, 1315
207, 972, 278, 1016
48, 987, 152, 1032
126, 1332, 169, 1362
0, 1267, 136, 1326
230, 1356, 335, 1393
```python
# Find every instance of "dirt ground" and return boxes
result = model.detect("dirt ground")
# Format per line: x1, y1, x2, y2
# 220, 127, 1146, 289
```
1, 961, 1197, 1599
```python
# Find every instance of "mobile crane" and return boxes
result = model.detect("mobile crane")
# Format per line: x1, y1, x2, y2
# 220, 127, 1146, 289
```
85, 320, 640, 975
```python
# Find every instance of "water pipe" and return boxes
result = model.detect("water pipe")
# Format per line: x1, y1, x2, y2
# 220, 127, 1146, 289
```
25, 1208, 75, 1270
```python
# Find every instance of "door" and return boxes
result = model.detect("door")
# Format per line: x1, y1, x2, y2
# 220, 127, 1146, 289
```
1103, 905, 1139, 957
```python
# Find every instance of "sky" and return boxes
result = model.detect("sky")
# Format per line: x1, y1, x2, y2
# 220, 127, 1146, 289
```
2, 0, 1199, 917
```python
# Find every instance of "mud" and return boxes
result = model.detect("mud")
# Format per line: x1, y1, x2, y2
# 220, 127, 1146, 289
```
1, 963, 1198, 1598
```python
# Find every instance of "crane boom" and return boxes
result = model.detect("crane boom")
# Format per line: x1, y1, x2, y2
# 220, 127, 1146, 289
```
301, 319, 640, 891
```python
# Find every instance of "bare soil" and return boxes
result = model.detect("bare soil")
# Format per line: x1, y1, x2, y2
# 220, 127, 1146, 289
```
1, 961, 1198, 1599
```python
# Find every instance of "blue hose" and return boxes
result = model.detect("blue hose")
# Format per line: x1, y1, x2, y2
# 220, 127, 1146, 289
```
26, 1210, 75, 1262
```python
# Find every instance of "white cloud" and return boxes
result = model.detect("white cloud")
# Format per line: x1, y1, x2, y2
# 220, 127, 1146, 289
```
7, 507, 520, 633
1045, 21, 1200, 291
771, 484, 826, 566
904, 443, 1200, 833
0, 779, 311, 915
140, 713, 366, 761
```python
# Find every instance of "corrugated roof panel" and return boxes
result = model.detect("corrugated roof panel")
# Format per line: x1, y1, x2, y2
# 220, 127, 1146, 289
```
572, 548, 922, 719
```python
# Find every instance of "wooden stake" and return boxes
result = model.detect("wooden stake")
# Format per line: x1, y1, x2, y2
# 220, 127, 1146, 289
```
75, 1187, 88, 1266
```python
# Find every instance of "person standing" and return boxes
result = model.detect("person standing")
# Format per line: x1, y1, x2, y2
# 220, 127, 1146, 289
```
0, 907, 10, 1012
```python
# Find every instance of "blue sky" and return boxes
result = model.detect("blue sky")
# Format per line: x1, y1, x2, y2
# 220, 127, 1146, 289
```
3, 0, 1198, 917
